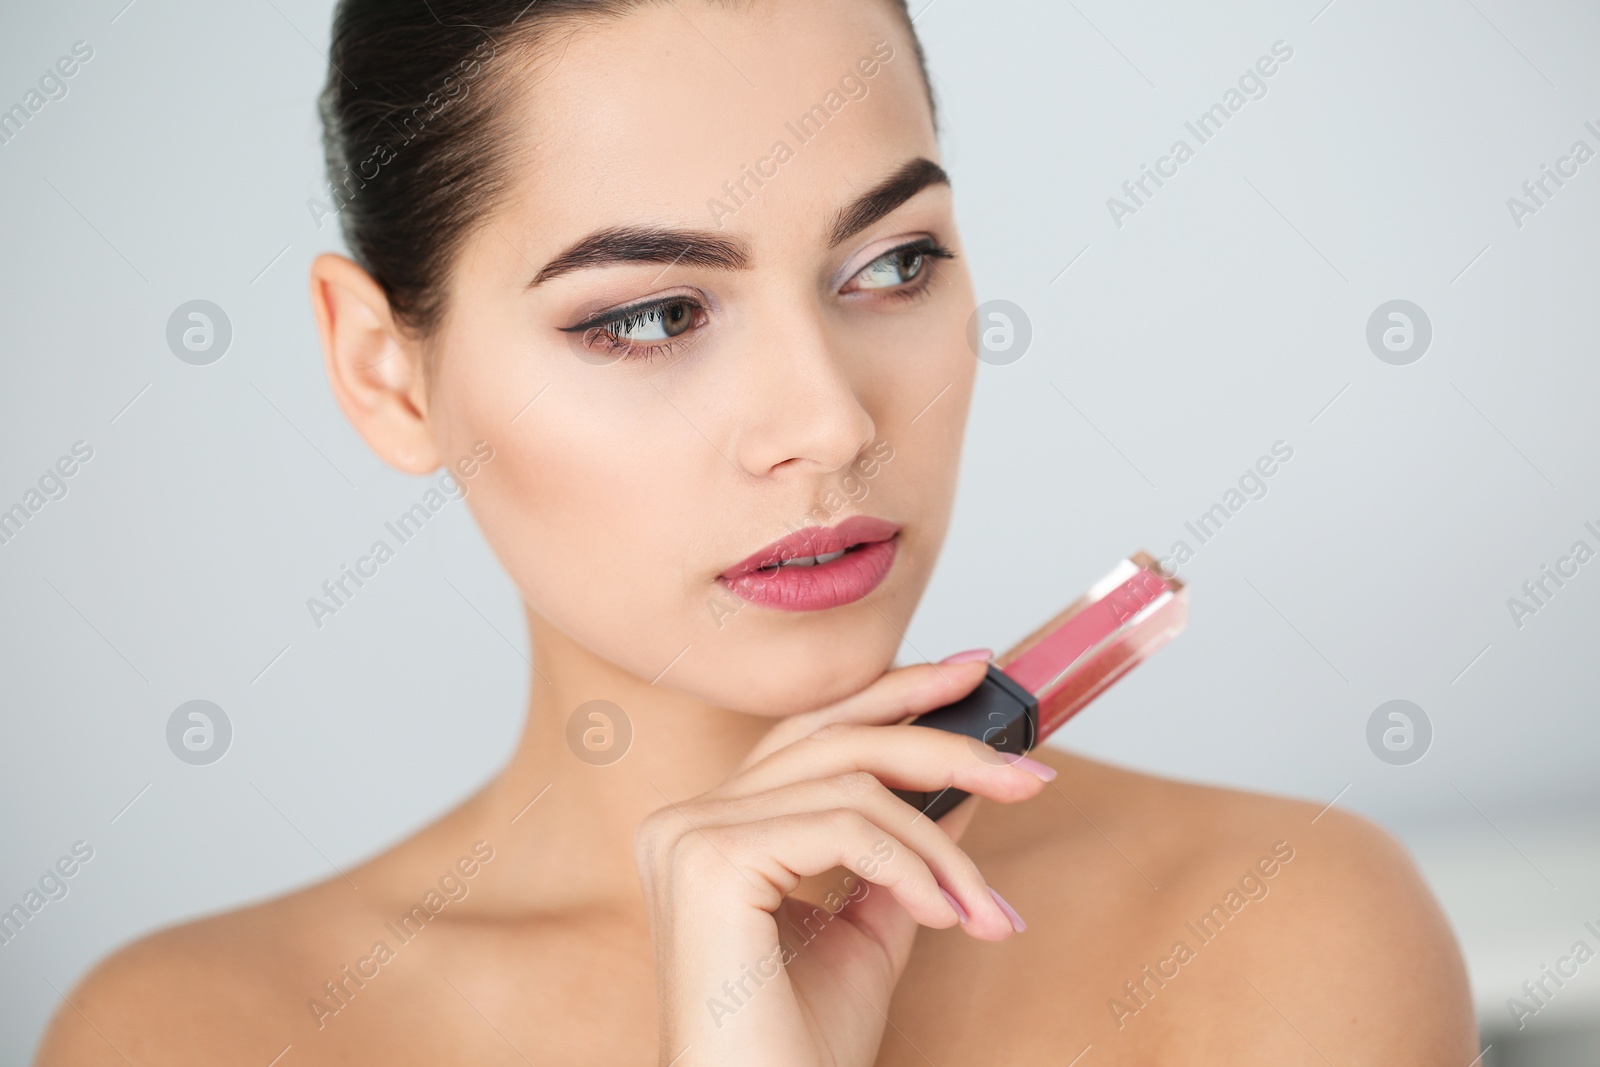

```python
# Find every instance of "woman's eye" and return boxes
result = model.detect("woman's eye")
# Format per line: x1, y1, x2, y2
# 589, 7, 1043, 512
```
602, 299, 697, 343
852, 246, 927, 290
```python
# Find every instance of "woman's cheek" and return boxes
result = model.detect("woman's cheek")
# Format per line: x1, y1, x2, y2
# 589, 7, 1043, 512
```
465, 412, 706, 649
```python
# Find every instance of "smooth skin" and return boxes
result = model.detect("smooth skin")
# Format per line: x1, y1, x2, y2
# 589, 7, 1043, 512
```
36, 2, 1477, 1064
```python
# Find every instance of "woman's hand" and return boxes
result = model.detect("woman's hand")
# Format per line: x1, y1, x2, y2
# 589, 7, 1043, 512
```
634, 655, 1054, 1067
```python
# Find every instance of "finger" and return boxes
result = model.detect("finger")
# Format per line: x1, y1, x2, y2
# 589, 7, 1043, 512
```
720, 721, 1056, 805
744, 658, 991, 767
826, 657, 993, 725
935, 790, 980, 845
710, 810, 963, 933
692, 771, 1017, 940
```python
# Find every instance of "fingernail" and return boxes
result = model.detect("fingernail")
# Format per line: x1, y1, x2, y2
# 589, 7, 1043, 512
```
989, 887, 1026, 932
1007, 755, 1057, 782
940, 887, 969, 924
939, 648, 993, 664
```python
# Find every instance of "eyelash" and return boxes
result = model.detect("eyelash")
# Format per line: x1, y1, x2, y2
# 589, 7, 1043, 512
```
563, 239, 957, 364
567, 301, 705, 363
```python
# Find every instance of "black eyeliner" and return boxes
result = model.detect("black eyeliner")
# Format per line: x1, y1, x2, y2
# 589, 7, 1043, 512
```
560, 295, 702, 335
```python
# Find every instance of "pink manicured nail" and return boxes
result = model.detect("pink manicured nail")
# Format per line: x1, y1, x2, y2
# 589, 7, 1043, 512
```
1007, 755, 1057, 782
989, 888, 1026, 932
940, 888, 969, 924
939, 648, 993, 664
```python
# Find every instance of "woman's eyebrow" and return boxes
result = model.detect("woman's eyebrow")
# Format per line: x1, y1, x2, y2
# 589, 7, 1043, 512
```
528, 156, 950, 287
826, 157, 950, 248
530, 227, 752, 286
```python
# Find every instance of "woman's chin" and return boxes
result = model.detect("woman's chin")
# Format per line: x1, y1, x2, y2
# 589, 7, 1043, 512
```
670, 634, 903, 719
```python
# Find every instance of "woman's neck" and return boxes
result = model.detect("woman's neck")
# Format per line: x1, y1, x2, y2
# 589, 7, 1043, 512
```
452, 607, 775, 917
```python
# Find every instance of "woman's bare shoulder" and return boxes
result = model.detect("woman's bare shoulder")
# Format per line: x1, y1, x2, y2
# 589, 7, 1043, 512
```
33, 877, 360, 1066
33, 797, 511, 1065
962, 749, 1479, 1062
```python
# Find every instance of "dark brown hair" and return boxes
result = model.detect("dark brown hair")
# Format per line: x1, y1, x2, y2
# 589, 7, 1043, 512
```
318, 0, 936, 337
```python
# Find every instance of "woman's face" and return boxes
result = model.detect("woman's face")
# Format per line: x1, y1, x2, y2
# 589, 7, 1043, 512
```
425, 0, 977, 716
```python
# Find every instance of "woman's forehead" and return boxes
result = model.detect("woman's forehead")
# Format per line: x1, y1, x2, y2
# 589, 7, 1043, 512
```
497, 3, 935, 239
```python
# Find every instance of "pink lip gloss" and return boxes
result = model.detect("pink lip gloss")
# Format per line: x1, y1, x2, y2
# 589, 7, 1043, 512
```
892, 551, 1189, 820
718, 516, 901, 612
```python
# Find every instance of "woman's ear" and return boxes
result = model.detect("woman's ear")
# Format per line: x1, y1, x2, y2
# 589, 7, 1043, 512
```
309, 252, 441, 476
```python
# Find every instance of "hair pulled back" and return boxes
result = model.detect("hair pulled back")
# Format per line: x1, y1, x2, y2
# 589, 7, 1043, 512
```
318, 0, 935, 336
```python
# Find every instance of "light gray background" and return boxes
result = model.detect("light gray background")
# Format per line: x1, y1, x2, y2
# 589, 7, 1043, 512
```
2, 0, 1597, 1063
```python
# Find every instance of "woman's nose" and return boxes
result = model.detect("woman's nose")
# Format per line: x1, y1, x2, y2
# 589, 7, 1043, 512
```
729, 310, 878, 480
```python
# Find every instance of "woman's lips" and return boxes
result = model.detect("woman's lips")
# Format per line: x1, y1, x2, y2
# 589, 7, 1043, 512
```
719, 516, 901, 611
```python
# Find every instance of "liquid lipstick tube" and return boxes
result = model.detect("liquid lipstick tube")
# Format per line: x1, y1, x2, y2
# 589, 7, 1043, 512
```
892, 551, 1188, 821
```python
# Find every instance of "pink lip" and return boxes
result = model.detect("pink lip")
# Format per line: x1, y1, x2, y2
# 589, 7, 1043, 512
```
719, 516, 901, 611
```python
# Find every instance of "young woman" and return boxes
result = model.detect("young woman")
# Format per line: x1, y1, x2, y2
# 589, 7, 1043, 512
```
38, 1, 1476, 1063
